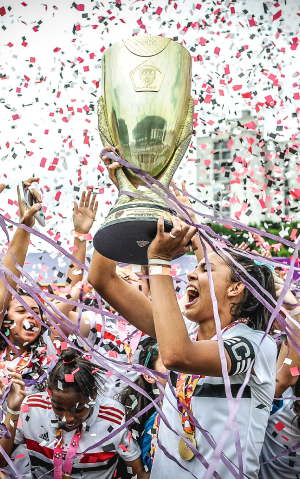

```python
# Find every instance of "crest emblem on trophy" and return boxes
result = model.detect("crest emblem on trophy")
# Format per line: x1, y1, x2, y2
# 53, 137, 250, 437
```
140, 64, 155, 86
94, 35, 194, 264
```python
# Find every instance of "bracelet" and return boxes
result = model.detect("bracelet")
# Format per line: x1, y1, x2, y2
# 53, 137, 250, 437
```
148, 259, 171, 266
7, 406, 21, 416
149, 265, 172, 276
74, 232, 87, 242
288, 307, 300, 317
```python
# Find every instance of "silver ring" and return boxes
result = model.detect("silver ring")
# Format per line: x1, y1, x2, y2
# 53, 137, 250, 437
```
169, 232, 178, 239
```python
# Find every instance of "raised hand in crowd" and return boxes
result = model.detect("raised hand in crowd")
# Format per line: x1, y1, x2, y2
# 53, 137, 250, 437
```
0, 178, 42, 326
0, 184, 5, 195
0, 368, 26, 468
100, 146, 139, 189
66, 189, 98, 287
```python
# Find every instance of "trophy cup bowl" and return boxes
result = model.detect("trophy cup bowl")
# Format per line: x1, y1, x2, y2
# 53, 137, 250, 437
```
94, 36, 194, 264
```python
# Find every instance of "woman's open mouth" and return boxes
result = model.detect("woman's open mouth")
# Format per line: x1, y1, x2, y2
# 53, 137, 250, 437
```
22, 320, 38, 333
185, 285, 200, 308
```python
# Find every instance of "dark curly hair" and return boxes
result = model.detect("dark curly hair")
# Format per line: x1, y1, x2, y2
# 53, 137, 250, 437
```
48, 347, 105, 397
2, 290, 47, 390
218, 250, 276, 332
118, 337, 160, 436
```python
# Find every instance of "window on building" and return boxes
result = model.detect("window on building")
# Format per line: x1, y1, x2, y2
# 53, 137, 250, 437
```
213, 140, 232, 213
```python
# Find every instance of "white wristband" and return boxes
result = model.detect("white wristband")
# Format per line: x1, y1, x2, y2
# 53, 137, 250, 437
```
288, 307, 300, 317
148, 259, 171, 266
7, 406, 21, 416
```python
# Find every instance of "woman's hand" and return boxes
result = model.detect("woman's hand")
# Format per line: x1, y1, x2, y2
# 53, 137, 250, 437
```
234, 241, 250, 252
148, 215, 197, 262
73, 190, 98, 234
100, 146, 138, 190
169, 180, 196, 221
273, 275, 298, 311
100, 146, 123, 189
5, 367, 26, 412
17, 177, 42, 228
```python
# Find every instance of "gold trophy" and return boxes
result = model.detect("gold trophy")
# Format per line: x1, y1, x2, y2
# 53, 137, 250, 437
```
94, 36, 194, 264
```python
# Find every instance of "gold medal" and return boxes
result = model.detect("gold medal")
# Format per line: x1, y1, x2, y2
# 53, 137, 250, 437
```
178, 431, 197, 461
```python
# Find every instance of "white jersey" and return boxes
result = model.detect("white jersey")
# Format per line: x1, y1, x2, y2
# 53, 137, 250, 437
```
259, 387, 300, 479
82, 310, 147, 398
151, 323, 277, 479
14, 392, 141, 479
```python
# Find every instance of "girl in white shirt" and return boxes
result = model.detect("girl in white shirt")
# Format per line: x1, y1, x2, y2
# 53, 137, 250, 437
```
0, 348, 149, 479
89, 215, 277, 479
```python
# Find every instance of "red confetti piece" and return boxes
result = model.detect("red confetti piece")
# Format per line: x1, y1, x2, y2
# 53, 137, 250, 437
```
214, 47, 220, 55
65, 374, 74, 383
155, 7, 163, 15
77, 4, 85, 10
233, 85, 242, 91
69, 245, 78, 252
195, 4, 201, 10
290, 366, 300, 376
55, 192, 61, 202
12, 114, 19, 120
0, 6, 6, 16
274, 421, 285, 431
118, 444, 129, 452
273, 10, 282, 21
53, 47, 61, 53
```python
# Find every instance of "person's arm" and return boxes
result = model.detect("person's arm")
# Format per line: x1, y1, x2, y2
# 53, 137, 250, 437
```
148, 216, 236, 376
0, 178, 42, 325
274, 275, 300, 397
88, 252, 156, 338
66, 190, 98, 287
0, 368, 26, 467
125, 457, 150, 478
49, 285, 91, 338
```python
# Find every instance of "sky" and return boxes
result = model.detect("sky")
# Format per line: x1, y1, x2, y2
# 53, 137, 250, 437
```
1, 0, 300, 255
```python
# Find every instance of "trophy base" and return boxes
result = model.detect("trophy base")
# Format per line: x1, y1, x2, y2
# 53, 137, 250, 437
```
93, 202, 177, 264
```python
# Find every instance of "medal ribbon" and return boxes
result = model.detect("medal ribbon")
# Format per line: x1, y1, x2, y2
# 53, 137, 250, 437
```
118, 320, 142, 364
150, 413, 161, 464
53, 426, 82, 479
176, 320, 245, 435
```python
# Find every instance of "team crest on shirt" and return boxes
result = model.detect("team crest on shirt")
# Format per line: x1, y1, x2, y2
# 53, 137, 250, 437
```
39, 432, 49, 441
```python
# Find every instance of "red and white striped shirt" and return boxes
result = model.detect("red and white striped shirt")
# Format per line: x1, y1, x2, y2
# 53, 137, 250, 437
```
14, 392, 141, 479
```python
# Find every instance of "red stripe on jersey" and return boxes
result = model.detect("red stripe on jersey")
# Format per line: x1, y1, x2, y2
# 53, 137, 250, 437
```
97, 414, 122, 425
27, 399, 51, 405
27, 394, 50, 399
26, 438, 116, 463
98, 409, 124, 421
99, 406, 124, 416
26, 403, 52, 409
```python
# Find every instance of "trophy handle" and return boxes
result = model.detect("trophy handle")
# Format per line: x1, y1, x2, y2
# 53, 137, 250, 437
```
158, 95, 194, 189
98, 96, 138, 205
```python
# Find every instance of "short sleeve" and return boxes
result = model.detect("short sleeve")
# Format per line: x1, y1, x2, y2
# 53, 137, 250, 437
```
115, 419, 141, 462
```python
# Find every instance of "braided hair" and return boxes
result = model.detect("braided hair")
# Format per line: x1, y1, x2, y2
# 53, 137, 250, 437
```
48, 347, 105, 397
2, 291, 47, 390
119, 337, 160, 436
219, 250, 276, 331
